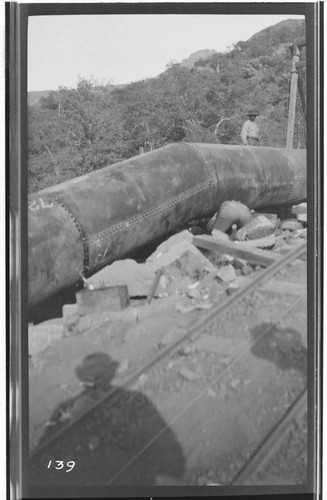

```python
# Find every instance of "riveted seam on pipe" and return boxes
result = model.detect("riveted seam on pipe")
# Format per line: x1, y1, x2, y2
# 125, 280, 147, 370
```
88, 179, 212, 246
54, 198, 90, 275
184, 143, 218, 210
184, 143, 217, 184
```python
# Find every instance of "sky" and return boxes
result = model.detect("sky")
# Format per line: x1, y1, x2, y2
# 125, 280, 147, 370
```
28, 14, 304, 92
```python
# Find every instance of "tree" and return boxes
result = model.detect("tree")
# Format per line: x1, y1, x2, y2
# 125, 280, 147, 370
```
28, 19, 306, 192
28, 78, 125, 191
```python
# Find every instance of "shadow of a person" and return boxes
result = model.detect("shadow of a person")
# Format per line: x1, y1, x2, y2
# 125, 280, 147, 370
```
250, 323, 307, 376
30, 352, 185, 486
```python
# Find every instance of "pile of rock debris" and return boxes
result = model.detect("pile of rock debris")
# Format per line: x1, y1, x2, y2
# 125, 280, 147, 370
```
29, 202, 307, 359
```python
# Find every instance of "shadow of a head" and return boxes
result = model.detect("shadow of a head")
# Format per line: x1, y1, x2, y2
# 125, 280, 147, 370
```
250, 323, 307, 376
32, 351, 186, 486
75, 352, 119, 387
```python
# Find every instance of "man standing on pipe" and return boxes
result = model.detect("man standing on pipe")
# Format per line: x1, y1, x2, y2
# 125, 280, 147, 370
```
240, 110, 260, 146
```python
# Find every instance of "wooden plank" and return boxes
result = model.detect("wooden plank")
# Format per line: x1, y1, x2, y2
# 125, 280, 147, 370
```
193, 235, 280, 267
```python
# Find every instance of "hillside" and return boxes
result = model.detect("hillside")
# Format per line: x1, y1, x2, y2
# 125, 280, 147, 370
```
180, 49, 217, 68
28, 18, 306, 193
247, 18, 305, 46
28, 90, 53, 106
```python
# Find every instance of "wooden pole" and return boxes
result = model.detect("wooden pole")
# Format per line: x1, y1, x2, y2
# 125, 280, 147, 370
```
286, 44, 301, 149
297, 70, 307, 120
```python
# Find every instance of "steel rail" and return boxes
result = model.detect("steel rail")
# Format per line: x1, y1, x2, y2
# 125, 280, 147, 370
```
105, 294, 306, 485
30, 242, 306, 460
231, 388, 307, 485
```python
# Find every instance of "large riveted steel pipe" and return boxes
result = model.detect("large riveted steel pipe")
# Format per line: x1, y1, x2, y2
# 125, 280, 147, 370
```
28, 143, 306, 307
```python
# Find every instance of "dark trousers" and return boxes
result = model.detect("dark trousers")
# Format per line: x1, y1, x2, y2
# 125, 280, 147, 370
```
247, 137, 260, 146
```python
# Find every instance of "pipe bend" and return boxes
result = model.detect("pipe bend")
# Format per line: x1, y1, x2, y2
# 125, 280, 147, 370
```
28, 143, 306, 308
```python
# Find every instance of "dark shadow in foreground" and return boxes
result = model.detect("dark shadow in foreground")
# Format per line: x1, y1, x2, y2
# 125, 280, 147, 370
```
29, 352, 185, 486
250, 323, 307, 376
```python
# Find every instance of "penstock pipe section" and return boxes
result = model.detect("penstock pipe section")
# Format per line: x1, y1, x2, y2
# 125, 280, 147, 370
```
28, 143, 306, 307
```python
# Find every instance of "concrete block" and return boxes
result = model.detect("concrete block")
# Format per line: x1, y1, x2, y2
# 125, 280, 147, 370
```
236, 215, 275, 241
28, 321, 64, 358
62, 303, 78, 318
226, 281, 240, 294
292, 202, 307, 215
216, 264, 237, 283
64, 311, 80, 330
77, 312, 110, 333
296, 213, 307, 223
91, 259, 155, 297
147, 231, 193, 263
171, 249, 217, 280
147, 231, 216, 274
253, 212, 277, 224
155, 274, 170, 297
281, 219, 303, 232
211, 229, 229, 241
76, 285, 129, 316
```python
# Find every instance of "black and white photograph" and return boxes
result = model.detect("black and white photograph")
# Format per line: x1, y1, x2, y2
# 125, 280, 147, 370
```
8, 3, 321, 499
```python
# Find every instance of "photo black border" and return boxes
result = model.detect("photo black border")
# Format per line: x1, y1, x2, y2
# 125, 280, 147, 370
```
8, 2, 321, 499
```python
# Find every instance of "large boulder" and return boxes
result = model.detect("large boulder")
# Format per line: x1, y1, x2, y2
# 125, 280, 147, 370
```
90, 259, 155, 297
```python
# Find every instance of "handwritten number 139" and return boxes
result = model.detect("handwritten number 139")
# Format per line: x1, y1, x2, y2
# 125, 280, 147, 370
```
47, 460, 75, 472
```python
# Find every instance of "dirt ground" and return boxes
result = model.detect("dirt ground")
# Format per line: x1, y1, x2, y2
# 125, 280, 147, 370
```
29, 220, 308, 487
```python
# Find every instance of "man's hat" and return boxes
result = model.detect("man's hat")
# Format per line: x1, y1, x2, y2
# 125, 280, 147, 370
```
247, 110, 259, 116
